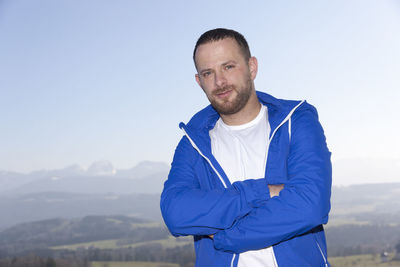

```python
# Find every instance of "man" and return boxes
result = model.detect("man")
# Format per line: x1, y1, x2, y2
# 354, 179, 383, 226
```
161, 28, 332, 267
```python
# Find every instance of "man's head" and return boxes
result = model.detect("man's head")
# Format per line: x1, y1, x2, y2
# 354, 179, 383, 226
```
193, 28, 251, 69
193, 28, 259, 121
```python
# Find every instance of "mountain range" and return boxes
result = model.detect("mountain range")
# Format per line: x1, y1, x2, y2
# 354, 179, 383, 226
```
1, 160, 399, 232
0, 160, 169, 195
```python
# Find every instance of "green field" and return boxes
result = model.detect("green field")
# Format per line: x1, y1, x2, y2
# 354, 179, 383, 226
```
89, 254, 400, 267
90, 261, 179, 267
52, 236, 192, 250
329, 254, 400, 267
52, 239, 121, 250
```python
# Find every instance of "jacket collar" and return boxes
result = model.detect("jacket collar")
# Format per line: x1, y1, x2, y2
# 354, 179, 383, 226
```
179, 91, 303, 188
181, 91, 300, 135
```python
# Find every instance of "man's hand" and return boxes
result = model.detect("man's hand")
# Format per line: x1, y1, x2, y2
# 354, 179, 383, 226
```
268, 184, 284, 197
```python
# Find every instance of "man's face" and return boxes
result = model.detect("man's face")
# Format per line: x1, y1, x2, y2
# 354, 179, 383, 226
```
194, 38, 257, 115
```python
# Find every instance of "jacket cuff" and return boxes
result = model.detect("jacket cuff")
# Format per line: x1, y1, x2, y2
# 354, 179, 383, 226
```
232, 178, 270, 208
213, 229, 238, 253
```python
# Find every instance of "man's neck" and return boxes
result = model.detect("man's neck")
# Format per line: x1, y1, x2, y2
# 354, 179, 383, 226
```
220, 91, 261, 126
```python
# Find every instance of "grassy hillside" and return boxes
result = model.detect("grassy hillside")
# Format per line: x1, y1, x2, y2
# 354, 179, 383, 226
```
329, 253, 400, 267
0, 215, 169, 254
0, 192, 162, 230
330, 183, 400, 226
52, 236, 192, 250
325, 224, 400, 256
90, 262, 179, 267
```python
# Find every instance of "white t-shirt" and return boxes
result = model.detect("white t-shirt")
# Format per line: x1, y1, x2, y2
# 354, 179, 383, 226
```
209, 104, 278, 267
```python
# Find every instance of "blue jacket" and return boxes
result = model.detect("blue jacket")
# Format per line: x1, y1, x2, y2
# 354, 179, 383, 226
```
161, 91, 332, 267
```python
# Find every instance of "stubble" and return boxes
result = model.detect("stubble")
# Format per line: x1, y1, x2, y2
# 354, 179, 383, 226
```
208, 78, 253, 115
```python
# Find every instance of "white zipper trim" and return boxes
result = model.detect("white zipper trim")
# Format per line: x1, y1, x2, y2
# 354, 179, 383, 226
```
181, 128, 228, 189
231, 254, 236, 267
262, 100, 305, 177
315, 239, 328, 267
269, 100, 305, 143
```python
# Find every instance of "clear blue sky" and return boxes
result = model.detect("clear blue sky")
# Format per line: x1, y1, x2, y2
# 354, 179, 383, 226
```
1, 0, 399, 185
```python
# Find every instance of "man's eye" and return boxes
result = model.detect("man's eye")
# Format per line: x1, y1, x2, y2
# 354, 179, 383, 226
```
202, 72, 211, 78
225, 65, 234, 70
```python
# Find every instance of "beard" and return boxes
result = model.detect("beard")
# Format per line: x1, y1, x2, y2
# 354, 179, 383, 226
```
208, 78, 253, 115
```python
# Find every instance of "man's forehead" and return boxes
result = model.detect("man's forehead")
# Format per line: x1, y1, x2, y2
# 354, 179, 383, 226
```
195, 38, 243, 66
196, 38, 240, 54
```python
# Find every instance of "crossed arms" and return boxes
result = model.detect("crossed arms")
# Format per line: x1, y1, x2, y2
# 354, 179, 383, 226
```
160, 107, 332, 253
208, 184, 283, 240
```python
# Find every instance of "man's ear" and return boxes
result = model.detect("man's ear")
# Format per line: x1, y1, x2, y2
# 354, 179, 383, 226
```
248, 57, 258, 80
195, 73, 201, 87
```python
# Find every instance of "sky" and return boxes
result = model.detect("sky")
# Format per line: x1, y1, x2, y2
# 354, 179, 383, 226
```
0, 0, 399, 185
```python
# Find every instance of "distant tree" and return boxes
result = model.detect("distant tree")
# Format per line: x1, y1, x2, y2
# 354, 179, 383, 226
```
393, 240, 400, 261
45, 257, 56, 267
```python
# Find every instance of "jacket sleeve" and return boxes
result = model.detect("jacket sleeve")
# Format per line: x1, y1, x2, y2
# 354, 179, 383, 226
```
160, 135, 271, 237
213, 105, 332, 253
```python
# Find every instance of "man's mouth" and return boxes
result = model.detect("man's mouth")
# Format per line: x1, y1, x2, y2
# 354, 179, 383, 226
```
214, 87, 234, 98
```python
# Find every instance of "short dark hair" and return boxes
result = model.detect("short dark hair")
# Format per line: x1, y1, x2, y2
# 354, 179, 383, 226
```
193, 28, 251, 65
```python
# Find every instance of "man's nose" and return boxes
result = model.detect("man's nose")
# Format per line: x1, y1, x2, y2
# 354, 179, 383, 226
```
215, 71, 227, 88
